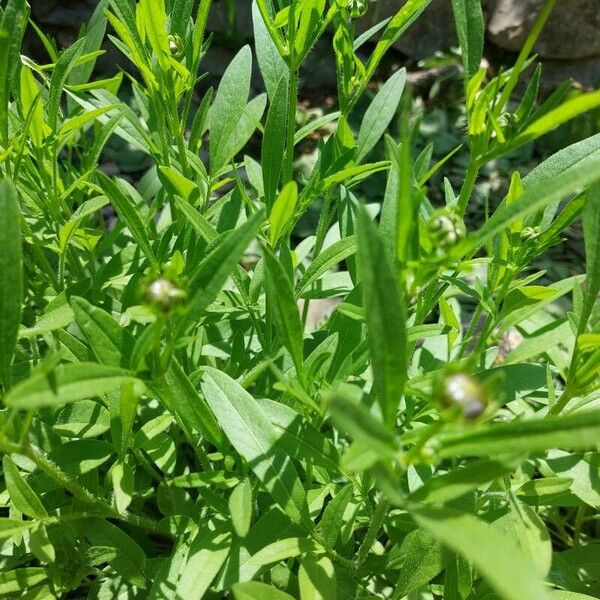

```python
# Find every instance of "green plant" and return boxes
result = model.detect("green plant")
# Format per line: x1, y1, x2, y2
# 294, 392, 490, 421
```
1, 0, 600, 597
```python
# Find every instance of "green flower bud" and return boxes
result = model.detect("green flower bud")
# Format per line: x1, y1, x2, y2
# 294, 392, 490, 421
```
348, 0, 368, 18
168, 34, 183, 57
144, 278, 186, 314
436, 372, 488, 420
520, 226, 540, 241
427, 209, 466, 248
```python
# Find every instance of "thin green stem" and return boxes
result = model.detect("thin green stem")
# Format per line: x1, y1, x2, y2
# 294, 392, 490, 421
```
284, 69, 299, 183
19, 442, 172, 539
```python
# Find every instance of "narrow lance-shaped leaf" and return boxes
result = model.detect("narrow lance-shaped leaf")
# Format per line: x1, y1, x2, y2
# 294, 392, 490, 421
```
436, 409, 600, 458
269, 181, 297, 245
451, 0, 484, 85
578, 182, 600, 334
0, 179, 23, 387
4, 363, 141, 409
356, 68, 406, 164
210, 45, 252, 176
263, 245, 305, 381
180, 209, 265, 332
3, 456, 48, 518
456, 155, 600, 257
200, 367, 311, 529
413, 508, 551, 600
97, 172, 159, 268
262, 75, 288, 211
357, 206, 408, 427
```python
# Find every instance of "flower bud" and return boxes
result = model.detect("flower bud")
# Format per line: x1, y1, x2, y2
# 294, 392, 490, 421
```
168, 34, 183, 57
144, 278, 186, 314
427, 209, 466, 248
520, 226, 540, 242
436, 372, 488, 420
348, 0, 368, 18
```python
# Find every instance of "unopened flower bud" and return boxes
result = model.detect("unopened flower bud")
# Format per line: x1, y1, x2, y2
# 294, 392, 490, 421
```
437, 372, 488, 420
520, 226, 539, 241
145, 278, 186, 314
428, 209, 466, 248
348, 0, 368, 18
168, 34, 183, 57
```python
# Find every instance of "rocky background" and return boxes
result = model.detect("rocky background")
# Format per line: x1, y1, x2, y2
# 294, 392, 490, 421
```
28, 0, 600, 91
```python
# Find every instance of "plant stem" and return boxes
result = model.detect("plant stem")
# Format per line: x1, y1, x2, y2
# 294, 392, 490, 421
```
19, 442, 172, 539
457, 159, 479, 217
284, 69, 299, 183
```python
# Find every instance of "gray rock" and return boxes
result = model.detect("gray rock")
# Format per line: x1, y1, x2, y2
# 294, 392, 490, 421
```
358, 0, 458, 60
488, 0, 600, 59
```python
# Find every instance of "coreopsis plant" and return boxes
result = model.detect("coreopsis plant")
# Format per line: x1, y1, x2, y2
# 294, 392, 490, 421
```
0, 0, 600, 597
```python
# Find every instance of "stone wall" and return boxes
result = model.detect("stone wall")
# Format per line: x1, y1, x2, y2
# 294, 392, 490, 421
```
28, 0, 600, 89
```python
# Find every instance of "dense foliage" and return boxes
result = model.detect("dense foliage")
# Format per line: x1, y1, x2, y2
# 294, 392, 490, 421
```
1, 0, 600, 597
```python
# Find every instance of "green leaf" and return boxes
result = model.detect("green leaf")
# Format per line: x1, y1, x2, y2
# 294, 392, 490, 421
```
85, 518, 147, 588
0, 518, 35, 539
579, 182, 600, 334
71, 296, 134, 368
4, 363, 141, 409
0, 179, 23, 387
391, 528, 445, 598
48, 440, 114, 476
181, 209, 265, 331
262, 76, 288, 211
3, 456, 48, 518
200, 367, 311, 529
296, 236, 357, 296
54, 400, 110, 438
357, 206, 408, 427
248, 537, 320, 566
47, 38, 86, 131
210, 45, 253, 176
30, 523, 55, 563
158, 165, 202, 205
252, 1, 288, 101
299, 555, 337, 600
356, 68, 406, 163
0, 568, 47, 596
263, 246, 305, 380
409, 458, 516, 504
269, 181, 297, 244
258, 398, 341, 475
360, 0, 432, 101
178, 525, 232, 599
327, 384, 398, 461
317, 484, 354, 548
451, 0, 484, 84
436, 410, 600, 458
414, 508, 551, 600
233, 581, 296, 600
96, 172, 158, 267
139, 0, 170, 68
229, 478, 253, 538
484, 90, 600, 162
457, 153, 600, 257
155, 360, 223, 449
